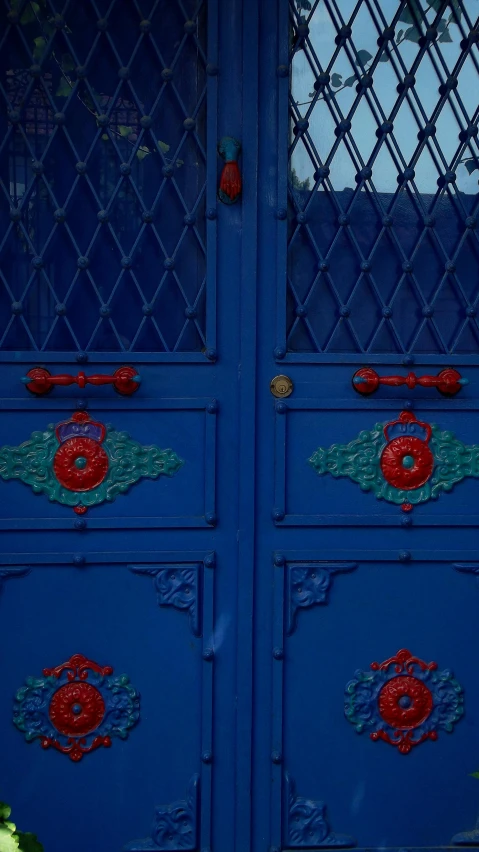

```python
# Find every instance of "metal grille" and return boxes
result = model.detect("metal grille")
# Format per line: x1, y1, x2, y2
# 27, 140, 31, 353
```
287, 0, 479, 355
0, 0, 212, 356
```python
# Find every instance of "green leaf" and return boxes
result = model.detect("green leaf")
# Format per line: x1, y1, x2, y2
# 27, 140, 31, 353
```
378, 51, 390, 62
20, 2, 40, 25
331, 73, 342, 87
438, 29, 453, 42
426, 0, 443, 11
398, 0, 422, 24
55, 77, 72, 97
32, 36, 47, 61
397, 29, 404, 40
118, 125, 133, 137
0, 824, 19, 852
136, 147, 150, 161
469, 772, 479, 779
0, 803, 12, 821
344, 75, 357, 87
16, 831, 44, 852
464, 158, 479, 175
355, 49, 372, 66
175, 159, 184, 168
404, 25, 421, 43
157, 140, 170, 153
101, 133, 109, 141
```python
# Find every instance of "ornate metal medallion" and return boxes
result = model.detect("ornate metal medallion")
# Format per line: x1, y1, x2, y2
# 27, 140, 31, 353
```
0, 411, 183, 514
13, 653, 140, 761
310, 410, 479, 507
345, 648, 463, 754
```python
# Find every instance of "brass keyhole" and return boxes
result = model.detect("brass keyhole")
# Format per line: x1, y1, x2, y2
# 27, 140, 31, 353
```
270, 375, 293, 398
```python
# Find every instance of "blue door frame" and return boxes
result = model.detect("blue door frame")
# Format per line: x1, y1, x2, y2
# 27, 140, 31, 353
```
2, 1, 479, 851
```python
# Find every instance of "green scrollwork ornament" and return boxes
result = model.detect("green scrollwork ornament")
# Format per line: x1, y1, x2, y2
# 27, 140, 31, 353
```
0, 411, 183, 514
309, 410, 479, 506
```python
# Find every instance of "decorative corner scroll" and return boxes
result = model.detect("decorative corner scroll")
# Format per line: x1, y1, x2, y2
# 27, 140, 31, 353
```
13, 653, 140, 762
123, 775, 199, 851
0, 566, 30, 595
286, 562, 357, 635
0, 411, 183, 515
129, 565, 200, 636
309, 410, 479, 509
285, 773, 356, 848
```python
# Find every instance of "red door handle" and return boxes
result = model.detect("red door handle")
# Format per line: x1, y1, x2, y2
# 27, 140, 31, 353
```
352, 367, 467, 396
22, 366, 141, 396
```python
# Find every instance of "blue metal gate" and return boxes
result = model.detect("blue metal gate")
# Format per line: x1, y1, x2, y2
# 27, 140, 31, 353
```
1, 1, 479, 851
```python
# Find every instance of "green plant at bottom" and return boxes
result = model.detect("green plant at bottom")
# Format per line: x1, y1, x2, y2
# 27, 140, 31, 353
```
0, 803, 43, 852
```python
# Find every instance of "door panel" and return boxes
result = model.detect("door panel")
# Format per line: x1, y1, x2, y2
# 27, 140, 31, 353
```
0, 552, 214, 852
0, 392, 216, 530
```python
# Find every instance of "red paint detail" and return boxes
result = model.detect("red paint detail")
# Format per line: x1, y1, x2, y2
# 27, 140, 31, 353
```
53, 437, 109, 491
40, 734, 112, 762
401, 503, 413, 512
220, 161, 242, 201
381, 436, 434, 489
371, 648, 438, 675
73, 505, 88, 515
43, 653, 114, 681
370, 729, 437, 754
24, 366, 139, 396
352, 366, 465, 396
49, 682, 105, 736
378, 675, 433, 729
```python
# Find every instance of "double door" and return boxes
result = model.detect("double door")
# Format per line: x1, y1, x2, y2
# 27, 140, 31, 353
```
1, 1, 479, 851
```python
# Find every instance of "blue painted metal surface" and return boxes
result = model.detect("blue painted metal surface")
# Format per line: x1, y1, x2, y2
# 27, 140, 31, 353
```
2, 1, 479, 851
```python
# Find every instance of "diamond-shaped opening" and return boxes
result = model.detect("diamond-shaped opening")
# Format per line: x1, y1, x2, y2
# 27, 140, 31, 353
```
389, 188, 422, 255
295, 187, 339, 255
328, 138, 358, 192
326, 225, 362, 304
88, 316, 124, 352
291, 52, 317, 120
67, 277, 105, 348
433, 190, 465, 256
348, 275, 385, 348
289, 276, 339, 352
107, 273, 146, 349
432, 277, 467, 348
434, 99, 462, 166
456, 52, 479, 124
411, 230, 445, 302
88, 224, 123, 302
63, 1, 100, 63
348, 188, 383, 256
411, 321, 446, 353
412, 144, 441, 201
130, 318, 166, 353
0, 226, 34, 302
289, 138, 316, 205
393, 98, 421, 164
169, 133, 205, 212
299, 2, 339, 72
152, 272, 189, 350
411, 51, 441, 121
370, 144, 401, 196
455, 233, 479, 302
133, 227, 163, 302
42, 316, 79, 351
149, 2, 192, 68
22, 274, 57, 349
107, 175, 145, 249
369, 229, 405, 304
288, 228, 321, 305
370, 54, 400, 117
349, 96, 379, 165
174, 229, 206, 306
389, 276, 427, 350
306, 97, 338, 165
107, 1, 144, 60
42, 225, 82, 302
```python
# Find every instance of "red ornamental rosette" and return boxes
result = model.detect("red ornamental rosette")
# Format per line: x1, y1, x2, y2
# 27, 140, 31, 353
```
380, 411, 434, 490
53, 411, 109, 491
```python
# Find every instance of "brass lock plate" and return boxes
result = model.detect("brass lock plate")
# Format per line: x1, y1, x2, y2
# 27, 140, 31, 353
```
270, 375, 293, 398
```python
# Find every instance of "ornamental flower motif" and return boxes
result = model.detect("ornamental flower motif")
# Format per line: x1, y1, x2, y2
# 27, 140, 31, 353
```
344, 648, 463, 754
13, 654, 140, 761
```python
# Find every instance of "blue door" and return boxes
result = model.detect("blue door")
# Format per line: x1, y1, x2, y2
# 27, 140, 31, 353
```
1, 1, 479, 851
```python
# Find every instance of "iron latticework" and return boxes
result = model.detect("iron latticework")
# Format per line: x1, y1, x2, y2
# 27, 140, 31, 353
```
0, 0, 213, 356
287, 0, 479, 355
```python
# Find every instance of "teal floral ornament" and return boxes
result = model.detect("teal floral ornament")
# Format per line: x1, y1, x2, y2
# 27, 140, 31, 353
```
309, 410, 479, 507
0, 411, 183, 514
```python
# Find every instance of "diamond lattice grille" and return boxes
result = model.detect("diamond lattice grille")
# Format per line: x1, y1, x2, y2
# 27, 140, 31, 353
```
288, 0, 479, 354
0, 0, 208, 353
